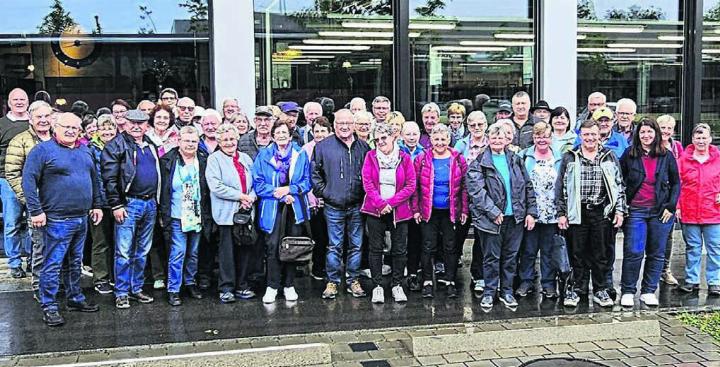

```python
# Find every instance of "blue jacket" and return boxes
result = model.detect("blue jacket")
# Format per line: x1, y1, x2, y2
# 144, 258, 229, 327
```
398, 140, 425, 161
517, 145, 563, 175
89, 141, 109, 208
574, 130, 628, 160
252, 142, 312, 234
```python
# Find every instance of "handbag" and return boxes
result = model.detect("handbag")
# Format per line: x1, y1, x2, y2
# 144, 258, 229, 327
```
278, 199, 314, 263
232, 207, 257, 245
552, 230, 574, 299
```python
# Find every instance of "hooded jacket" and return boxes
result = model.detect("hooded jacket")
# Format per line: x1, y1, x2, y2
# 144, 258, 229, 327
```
360, 149, 416, 222
677, 144, 720, 224
411, 148, 468, 223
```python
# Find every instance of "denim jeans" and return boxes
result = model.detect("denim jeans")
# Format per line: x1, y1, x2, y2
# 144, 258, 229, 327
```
0, 178, 30, 269
682, 224, 720, 286
40, 216, 87, 311
28, 215, 46, 291
481, 216, 524, 297
519, 223, 558, 290
114, 198, 157, 297
166, 219, 200, 293
620, 207, 674, 295
324, 204, 363, 285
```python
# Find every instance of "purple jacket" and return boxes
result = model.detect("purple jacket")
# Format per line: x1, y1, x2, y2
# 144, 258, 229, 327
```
411, 148, 469, 223
361, 150, 416, 223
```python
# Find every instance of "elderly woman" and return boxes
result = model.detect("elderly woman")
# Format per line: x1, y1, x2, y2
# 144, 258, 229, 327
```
550, 107, 576, 154
206, 124, 256, 303
350, 97, 367, 114
159, 126, 212, 306
516, 122, 562, 298
467, 123, 537, 309
677, 123, 720, 295
252, 120, 312, 303
412, 124, 468, 299
227, 112, 252, 138
146, 104, 178, 157
354, 111, 373, 144
302, 117, 333, 280
618, 118, 680, 307
447, 102, 468, 143
386, 111, 406, 139
657, 114, 684, 286
199, 109, 222, 154
454, 111, 488, 163
419, 103, 441, 150
361, 124, 416, 304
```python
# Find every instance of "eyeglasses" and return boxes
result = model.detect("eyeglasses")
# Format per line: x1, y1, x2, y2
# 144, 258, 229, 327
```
617, 112, 634, 116
56, 124, 80, 131
177, 106, 195, 111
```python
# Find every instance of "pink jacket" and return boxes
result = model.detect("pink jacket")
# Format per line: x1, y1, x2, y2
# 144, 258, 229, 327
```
411, 148, 469, 223
361, 150, 416, 223
678, 144, 720, 224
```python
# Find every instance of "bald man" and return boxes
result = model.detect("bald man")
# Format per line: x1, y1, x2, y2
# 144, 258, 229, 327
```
23, 113, 103, 326
0, 88, 32, 278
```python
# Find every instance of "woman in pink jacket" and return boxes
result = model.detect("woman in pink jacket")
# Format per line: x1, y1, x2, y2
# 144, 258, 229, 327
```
361, 124, 416, 304
412, 124, 468, 299
677, 123, 720, 295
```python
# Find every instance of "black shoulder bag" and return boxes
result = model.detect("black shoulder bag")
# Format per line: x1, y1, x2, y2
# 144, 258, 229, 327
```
278, 198, 314, 263
233, 206, 257, 246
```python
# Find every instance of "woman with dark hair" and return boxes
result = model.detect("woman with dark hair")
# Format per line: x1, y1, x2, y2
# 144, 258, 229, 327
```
110, 99, 132, 132
619, 118, 680, 307
550, 107, 576, 154
146, 104, 178, 157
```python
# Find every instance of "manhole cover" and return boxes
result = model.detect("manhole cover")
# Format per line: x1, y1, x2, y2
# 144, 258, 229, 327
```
520, 358, 609, 366
360, 360, 390, 367
349, 342, 379, 352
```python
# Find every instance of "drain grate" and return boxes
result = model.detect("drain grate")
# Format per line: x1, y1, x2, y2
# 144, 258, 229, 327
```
349, 342, 379, 352
360, 360, 391, 367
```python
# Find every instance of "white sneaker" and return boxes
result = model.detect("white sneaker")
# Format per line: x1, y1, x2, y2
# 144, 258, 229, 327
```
153, 279, 165, 290
392, 285, 407, 302
474, 279, 485, 292
620, 293, 635, 307
371, 286, 384, 304
262, 287, 278, 303
359, 269, 372, 278
382, 264, 392, 276
284, 287, 298, 301
640, 293, 659, 306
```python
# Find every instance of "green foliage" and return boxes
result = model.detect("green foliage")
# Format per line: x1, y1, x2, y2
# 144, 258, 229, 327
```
678, 312, 720, 341
577, 0, 597, 20
706, 3, 720, 22
605, 5, 666, 20
179, 0, 209, 33
295, 0, 392, 17
138, 5, 156, 34
415, 0, 448, 17
37, 0, 78, 34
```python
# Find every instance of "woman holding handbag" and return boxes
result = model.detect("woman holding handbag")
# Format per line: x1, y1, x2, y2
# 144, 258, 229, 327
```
252, 120, 312, 303
206, 124, 256, 304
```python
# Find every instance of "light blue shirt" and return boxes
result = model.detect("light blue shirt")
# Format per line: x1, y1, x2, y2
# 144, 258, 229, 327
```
492, 152, 513, 215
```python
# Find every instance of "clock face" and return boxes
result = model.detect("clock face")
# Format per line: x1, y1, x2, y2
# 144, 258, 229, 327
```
51, 33, 102, 68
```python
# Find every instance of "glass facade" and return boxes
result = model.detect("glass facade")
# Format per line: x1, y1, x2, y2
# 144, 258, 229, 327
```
704, 1, 720, 134
576, 0, 684, 123
0, 0, 211, 111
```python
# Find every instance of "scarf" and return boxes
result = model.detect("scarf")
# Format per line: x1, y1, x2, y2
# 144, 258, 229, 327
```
451, 124, 466, 142
376, 144, 401, 169
232, 152, 248, 194
177, 158, 202, 232
273, 144, 293, 185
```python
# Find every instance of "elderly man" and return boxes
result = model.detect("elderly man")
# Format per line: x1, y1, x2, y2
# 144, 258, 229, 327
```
576, 92, 607, 130
137, 100, 156, 116
350, 97, 367, 114
159, 88, 179, 109
371, 96, 391, 124
530, 100, 551, 123
199, 109, 222, 154
313, 109, 371, 299
102, 110, 161, 309
574, 107, 629, 161
300, 101, 323, 144
221, 98, 240, 122
510, 91, 537, 149
0, 88, 31, 278
172, 97, 202, 133
614, 98, 637, 144
279, 102, 303, 145
23, 113, 103, 326
6, 101, 53, 295
237, 106, 274, 160
495, 101, 512, 122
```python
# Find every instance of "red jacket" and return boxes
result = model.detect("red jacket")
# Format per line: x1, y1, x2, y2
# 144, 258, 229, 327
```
411, 148, 468, 223
678, 144, 720, 224
360, 150, 416, 222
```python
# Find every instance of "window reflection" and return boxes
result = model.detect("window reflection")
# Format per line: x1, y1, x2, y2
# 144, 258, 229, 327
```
703, 1, 720, 137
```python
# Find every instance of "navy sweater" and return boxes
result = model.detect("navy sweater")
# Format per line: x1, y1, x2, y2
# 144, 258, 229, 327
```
23, 139, 101, 219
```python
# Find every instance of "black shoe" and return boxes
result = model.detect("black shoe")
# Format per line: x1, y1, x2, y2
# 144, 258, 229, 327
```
515, 282, 533, 297
606, 287, 618, 301
422, 284, 434, 298
129, 292, 154, 303
94, 281, 113, 295
447, 284, 458, 298
25, 262, 32, 274
310, 269, 325, 281
679, 281, 700, 293
408, 276, 422, 292
10, 267, 26, 279
67, 300, 99, 312
115, 296, 130, 309
168, 292, 182, 306
219, 291, 236, 304
42, 310, 65, 327
543, 287, 558, 299
186, 285, 204, 299
197, 278, 211, 290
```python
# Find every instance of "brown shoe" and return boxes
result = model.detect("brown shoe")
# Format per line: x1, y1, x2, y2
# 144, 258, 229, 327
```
322, 282, 338, 299
347, 280, 366, 298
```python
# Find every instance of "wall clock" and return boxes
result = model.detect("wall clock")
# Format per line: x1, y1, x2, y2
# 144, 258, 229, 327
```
51, 31, 102, 69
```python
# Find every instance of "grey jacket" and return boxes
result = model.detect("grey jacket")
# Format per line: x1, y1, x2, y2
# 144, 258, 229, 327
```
238, 130, 269, 160
205, 150, 256, 226
555, 147, 627, 225
466, 148, 538, 235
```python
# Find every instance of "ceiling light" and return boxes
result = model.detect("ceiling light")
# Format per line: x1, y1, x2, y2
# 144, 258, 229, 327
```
657, 35, 683, 41
577, 35, 587, 40
409, 22, 456, 30
577, 26, 644, 33
460, 40, 533, 47
274, 58, 320, 62
431, 46, 507, 52
340, 21, 455, 31
703, 49, 720, 54
704, 36, 720, 42
288, 45, 371, 51
303, 39, 393, 45
318, 31, 420, 38
297, 50, 352, 54
494, 33, 534, 40
577, 47, 636, 53
341, 21, 392, 29
607, 43, 682, 48
460, 63, 512, 67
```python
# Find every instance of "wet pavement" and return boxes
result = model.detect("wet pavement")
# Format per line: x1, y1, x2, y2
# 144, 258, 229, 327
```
1, 231, 719, 358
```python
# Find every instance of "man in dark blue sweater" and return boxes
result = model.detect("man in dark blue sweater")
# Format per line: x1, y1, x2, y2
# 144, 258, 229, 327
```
23, 113, 104, 327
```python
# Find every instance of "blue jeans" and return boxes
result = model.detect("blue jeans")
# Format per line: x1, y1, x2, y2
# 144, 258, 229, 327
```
620, 207, 674, 295
167, 219, 200, 293
40, 216, 87, 311
324, 205, 363, 285
519, 223, 558, 290
114, 198, 157, 297
482, 216, 524, 297
682, 223, 720, 286
0, 178, 30, 268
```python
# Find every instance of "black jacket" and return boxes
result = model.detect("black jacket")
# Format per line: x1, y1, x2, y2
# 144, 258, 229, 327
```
311, 134, 370, 209
101, 132, 161, 210
158, 147, 213, 240
620, 148, 680, 216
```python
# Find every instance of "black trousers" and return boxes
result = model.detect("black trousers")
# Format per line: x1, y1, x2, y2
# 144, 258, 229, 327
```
265, 205, 303, 289
310, 208, 328, 275
197, 229, 218, 285
568, 206, 611, 292
217, 225, 252, 293
406, 220, 422, 276
420, 209, 457, 283
366, 214, 408, 287
148, 222, 169, 282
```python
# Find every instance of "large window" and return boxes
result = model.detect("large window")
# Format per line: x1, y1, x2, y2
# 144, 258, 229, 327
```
254, 0, 393, 109
577, 1, 684, 122
703, 1, 720, 134
0, 0, 211, 111
411, 0, 535, 120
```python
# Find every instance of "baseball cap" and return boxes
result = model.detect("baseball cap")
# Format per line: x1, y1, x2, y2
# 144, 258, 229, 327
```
592, 107, 614, 121
279, 101, 301, 113
255, 105, 274, 117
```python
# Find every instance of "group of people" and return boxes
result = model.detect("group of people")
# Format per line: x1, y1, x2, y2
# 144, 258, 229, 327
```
1, 86, 719, 328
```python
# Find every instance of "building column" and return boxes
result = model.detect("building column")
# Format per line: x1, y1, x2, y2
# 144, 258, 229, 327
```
210, 0, 256, 116
539, 0, 577, 118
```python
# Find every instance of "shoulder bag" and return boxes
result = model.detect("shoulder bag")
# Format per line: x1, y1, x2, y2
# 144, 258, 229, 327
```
278, 198, 314, 263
